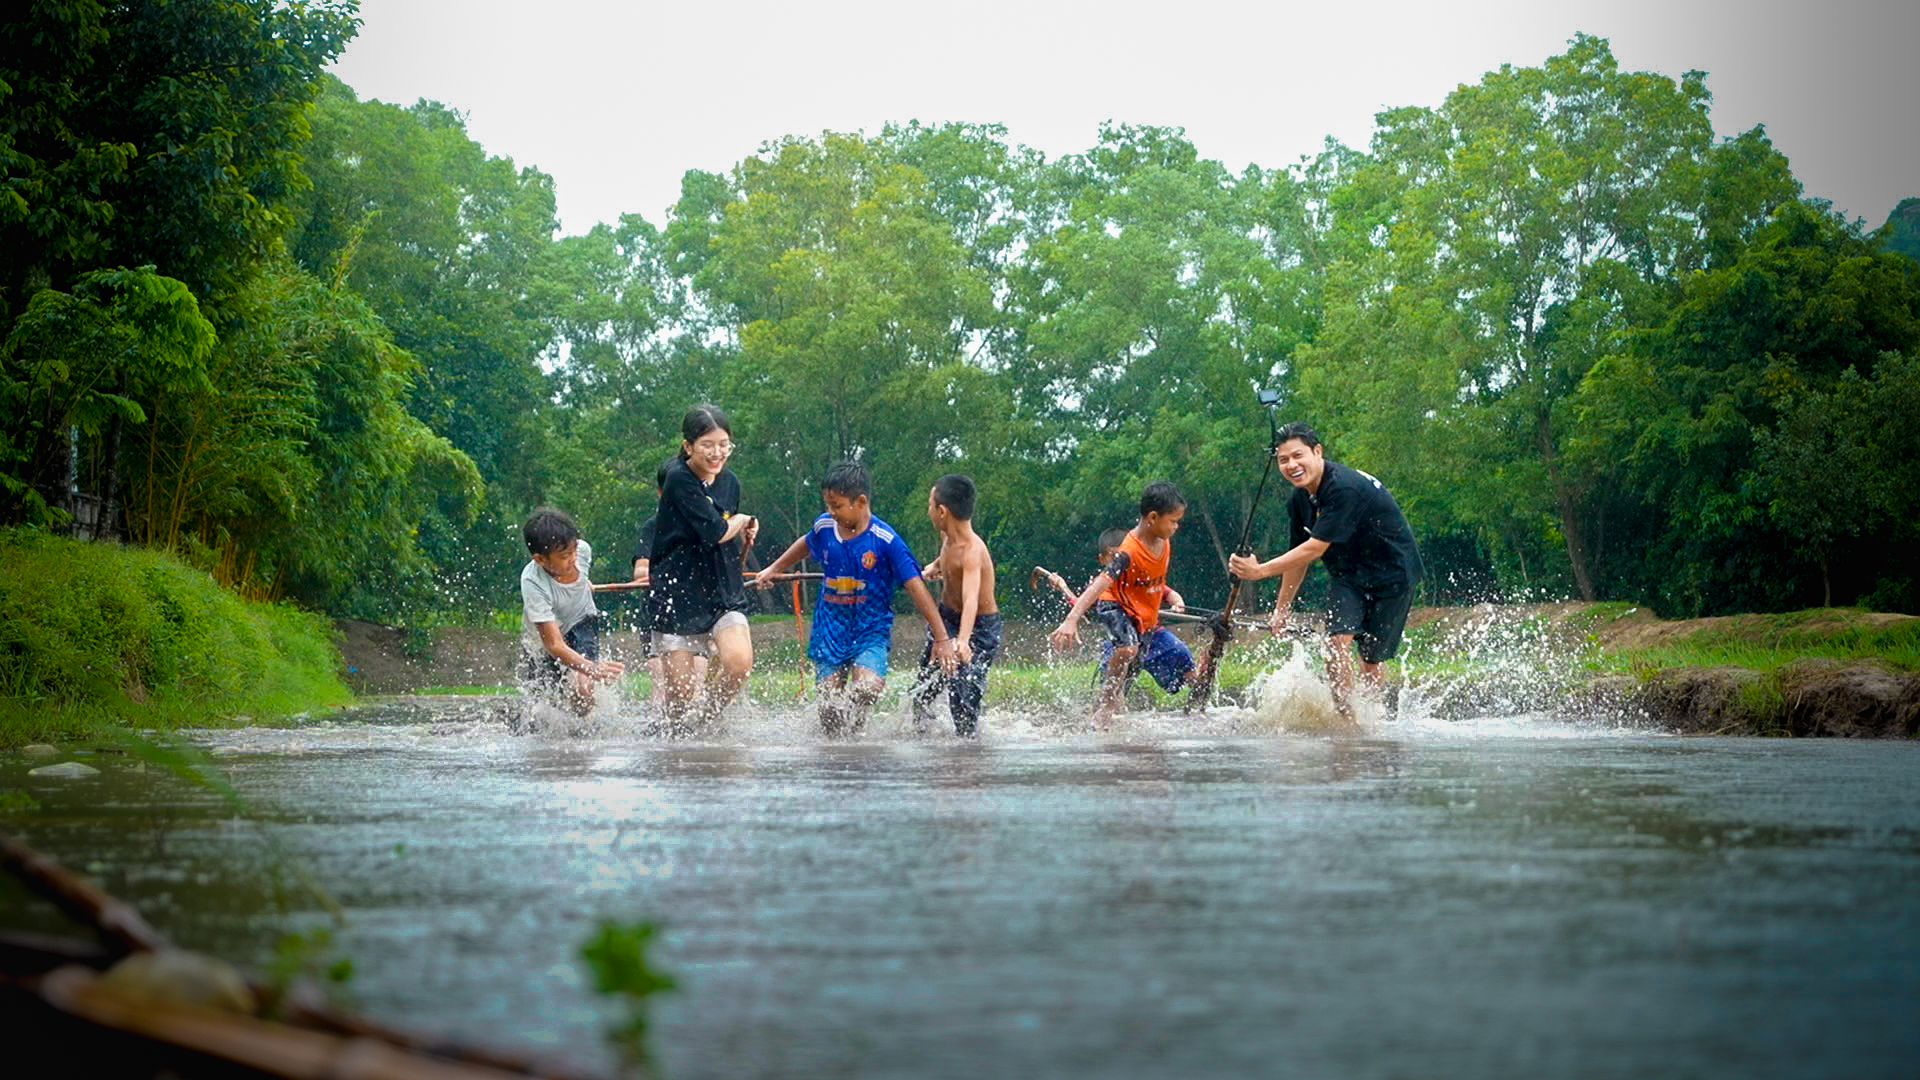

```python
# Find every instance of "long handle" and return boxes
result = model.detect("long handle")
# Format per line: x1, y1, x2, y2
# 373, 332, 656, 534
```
1187, 445, 1277, 712
594, 571, 823, 593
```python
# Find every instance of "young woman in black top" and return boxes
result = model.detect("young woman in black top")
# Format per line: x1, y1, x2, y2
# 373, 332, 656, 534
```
647, 405, 759, 726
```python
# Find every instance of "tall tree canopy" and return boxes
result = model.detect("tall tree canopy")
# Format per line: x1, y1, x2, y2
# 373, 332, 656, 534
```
10, 23, 1919, 624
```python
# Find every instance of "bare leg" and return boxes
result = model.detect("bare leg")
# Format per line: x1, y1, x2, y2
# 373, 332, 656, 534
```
647, 656, 668, 706
694, 622, 753, 726
1092, 644, 1138, 730
844, 667, 884, 735
1327, 633, 1358, 719
818, 668, 849, 735
659, 650, 706, 732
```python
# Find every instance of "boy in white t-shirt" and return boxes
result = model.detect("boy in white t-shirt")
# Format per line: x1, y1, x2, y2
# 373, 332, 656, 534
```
520, 508, 624, 715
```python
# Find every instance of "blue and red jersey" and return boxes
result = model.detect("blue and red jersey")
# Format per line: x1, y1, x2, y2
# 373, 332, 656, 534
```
805, 513, 922, 667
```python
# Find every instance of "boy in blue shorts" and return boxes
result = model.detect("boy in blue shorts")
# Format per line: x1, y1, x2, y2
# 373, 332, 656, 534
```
755, 462, 956, 734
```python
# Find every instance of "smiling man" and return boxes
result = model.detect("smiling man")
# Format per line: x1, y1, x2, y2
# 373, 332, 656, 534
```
1227, 423, 1423, 718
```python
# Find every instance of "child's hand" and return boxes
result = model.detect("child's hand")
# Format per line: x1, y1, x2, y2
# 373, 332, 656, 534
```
954, 637, 973, 665
923, 562, 944, 582
750, 567, 777, 590
1048, 621, 1079, 652
1227, 553, 1264, 580
592, 659, 625, 681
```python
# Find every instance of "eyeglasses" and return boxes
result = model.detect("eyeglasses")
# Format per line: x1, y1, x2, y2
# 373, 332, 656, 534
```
694, 440, 735, 455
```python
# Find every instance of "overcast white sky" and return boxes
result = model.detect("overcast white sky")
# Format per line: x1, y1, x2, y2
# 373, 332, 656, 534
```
329, 0, 1918, 237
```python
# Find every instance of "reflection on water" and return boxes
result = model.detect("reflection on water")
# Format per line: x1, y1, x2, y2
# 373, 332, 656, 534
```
4, 697, 1918, 1080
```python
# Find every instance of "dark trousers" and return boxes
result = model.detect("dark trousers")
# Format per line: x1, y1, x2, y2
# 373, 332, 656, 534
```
911, 605, 1002, 736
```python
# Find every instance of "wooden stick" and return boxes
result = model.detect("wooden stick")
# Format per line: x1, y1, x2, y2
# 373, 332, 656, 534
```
2, 833, 607, 1080
37, 964, 552, 1080
0, 831, 167, 955
1157, 610, 1276, 633
593, 570, 823, 593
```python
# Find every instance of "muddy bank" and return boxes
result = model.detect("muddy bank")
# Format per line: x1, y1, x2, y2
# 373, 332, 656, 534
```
1429, 660, 1920, 737
1409, 603, 1919, 737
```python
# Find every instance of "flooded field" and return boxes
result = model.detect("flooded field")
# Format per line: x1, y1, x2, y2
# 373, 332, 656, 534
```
5, 691, 1918, 1079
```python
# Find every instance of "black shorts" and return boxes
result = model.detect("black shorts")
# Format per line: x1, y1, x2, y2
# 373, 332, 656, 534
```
1326, 580, 1414, 664
1089, 600, 1143, 649
519, 616, 601, 691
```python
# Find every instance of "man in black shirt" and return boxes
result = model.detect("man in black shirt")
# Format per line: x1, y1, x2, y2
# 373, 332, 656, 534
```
1229, 423, 1423, 718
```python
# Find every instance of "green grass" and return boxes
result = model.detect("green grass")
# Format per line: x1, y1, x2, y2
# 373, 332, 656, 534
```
0, 529, 353, 746
1589, 610, 1920, 675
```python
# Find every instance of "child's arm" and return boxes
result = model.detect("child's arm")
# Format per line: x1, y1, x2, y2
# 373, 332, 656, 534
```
751, 534, 810, 588
1048, 570, 1116, 652
1163, 585, 1186, 613
630, 557, 649, 585
1046, 570, 1076, 603
535, 621, 624, 680
903, 576, 957, 673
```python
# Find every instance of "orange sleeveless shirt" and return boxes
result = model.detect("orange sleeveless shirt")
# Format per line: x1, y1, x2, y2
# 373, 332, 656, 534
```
1102, 529, 1170, 632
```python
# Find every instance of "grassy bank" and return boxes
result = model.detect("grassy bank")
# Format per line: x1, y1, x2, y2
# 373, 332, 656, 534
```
0, 530, 352, 745
1581, 606, 1920, 674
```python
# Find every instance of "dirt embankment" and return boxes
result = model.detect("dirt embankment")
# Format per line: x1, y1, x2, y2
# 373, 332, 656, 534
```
1406, 603, 1919, 737
337, 604, 1919, 737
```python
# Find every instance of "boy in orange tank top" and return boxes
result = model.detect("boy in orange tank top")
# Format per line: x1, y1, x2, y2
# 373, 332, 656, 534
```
1048, 482, 1204, 728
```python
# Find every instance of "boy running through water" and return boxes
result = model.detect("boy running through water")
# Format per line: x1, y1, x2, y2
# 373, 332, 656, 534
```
755, 462, 956, 735
1048, 482, 1205, 728
910, 474, 1000, 737
519, 508, 625, 717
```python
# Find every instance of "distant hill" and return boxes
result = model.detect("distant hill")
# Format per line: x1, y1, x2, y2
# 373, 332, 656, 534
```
1884, 197, 1920, 262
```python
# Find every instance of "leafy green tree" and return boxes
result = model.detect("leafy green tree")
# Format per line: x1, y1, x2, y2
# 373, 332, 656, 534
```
287, 77, 560, 614
1296, 34, 1799, 600
1882, 198, 1920, 264
0, 0, 358, 522
120, 256, 481, 613
662, 131, 1000, 549
1003, 125, 1318, 607
0, 267, 215, 524
1577, 200, 1920, 614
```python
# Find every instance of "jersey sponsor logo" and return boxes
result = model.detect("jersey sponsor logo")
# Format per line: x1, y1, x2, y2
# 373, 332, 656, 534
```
823, 575, 868, 604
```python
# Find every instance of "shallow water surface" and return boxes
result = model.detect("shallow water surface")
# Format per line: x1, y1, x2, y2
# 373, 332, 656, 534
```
5, 700, 1918, 1079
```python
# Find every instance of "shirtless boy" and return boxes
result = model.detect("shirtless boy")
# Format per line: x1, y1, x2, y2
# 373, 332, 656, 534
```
910, 474, 1000, 737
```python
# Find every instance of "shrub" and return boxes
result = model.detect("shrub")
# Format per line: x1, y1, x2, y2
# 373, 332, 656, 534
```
0, 529, 350, 743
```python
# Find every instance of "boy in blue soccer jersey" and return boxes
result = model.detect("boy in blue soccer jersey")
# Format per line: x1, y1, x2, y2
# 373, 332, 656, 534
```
754, 462, 957, 735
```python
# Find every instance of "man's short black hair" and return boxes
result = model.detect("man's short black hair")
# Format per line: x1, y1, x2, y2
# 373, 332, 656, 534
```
1274, 421, 1321, 449
1098, 527, 1129, 554
931, 474, 975, 520
524, 508, 580, 556
821, 461, 871, 500
1139, 481, 1186, 518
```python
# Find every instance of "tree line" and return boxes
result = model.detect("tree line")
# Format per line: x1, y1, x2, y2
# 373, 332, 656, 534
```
4, 6, 1916, 624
